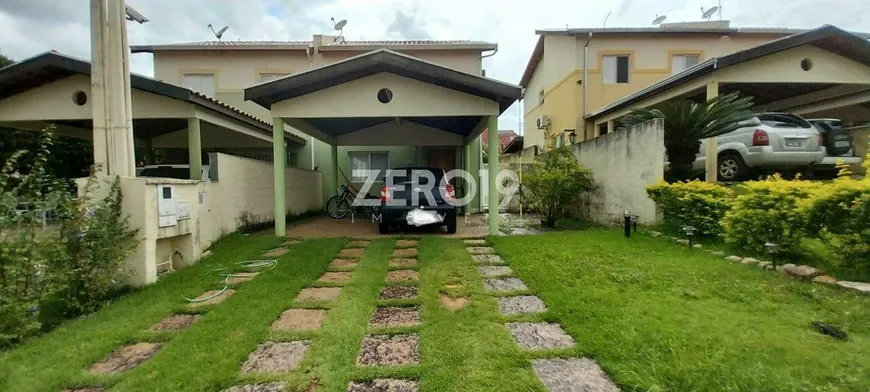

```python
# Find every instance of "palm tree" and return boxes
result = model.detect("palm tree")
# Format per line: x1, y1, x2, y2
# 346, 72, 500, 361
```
621, 92, 755, 180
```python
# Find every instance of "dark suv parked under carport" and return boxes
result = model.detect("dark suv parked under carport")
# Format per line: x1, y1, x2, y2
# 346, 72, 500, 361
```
377, 167, 457, 234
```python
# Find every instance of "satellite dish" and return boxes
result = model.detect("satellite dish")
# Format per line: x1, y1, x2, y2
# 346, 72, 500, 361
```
331, 17, 347, 40
208, 24, 229, 40
334, 19, 347, 31
701, 6, 719, 20
652, 14, 667, 25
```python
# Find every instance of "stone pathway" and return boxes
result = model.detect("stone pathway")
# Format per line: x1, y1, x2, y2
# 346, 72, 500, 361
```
463, 238, 621, 391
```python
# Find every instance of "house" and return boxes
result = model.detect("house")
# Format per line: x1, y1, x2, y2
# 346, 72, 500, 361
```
518, 21, 862, 150
481, 129, 518, 152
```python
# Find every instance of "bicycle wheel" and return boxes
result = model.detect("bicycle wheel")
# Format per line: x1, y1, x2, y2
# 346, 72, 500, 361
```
326, 197, 351, 219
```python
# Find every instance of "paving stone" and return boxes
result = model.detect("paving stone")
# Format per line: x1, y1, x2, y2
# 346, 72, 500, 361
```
282, 239, 301, 246
783, 265, 823, 280
329, 259, 359, 270
347, 379, 419, 392
90, 342, 162, 374
466, 247, 495, 255
506, 322, 576, 350
295, 287, 341, 302
396, 239, 419, 248
812, 275, 838, 285
837, 281, 870, 294
483, 278, 528, 292
392, 248, 418, 258
263, 247, 289, 257
498, 296, 547, 315
477, 266, 514, 278
347, 240, 371, 248
676, 239, 690, 245
318, 272, 353, 284
241, 341, 310, 373
692, 244, 703, 249
222, 381, 287, 392
379, 285, 418, 300
439, 295, 469, 310
63, 389, 105, 392
472, 254, 504, 264
649, 231, 662, 238
387, 270, 418, 282
270, 309, 327, 331
188, 289, 236, 308
227, 272, 259, 284
389, 258, 418, 268
356, 334, 420, 366
148, 314, 200, 332
369, 307, 421, 328
463, 239, 487, 245
532, 358, 620, 392
741, 257, 760, 265
725, 255, 742, 262
339, 248, 366, 258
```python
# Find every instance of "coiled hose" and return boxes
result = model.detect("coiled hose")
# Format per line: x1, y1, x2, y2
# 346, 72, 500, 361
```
184, 258, 278, 303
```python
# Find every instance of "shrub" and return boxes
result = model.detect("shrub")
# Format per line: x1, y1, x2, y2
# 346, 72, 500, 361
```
722, 175, 820, 254
800, 177, 870, 271
646, 180, 733, 236
524, 148, 595, 227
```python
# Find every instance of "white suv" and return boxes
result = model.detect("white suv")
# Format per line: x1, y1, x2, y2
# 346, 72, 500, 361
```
693, 113, 825, 181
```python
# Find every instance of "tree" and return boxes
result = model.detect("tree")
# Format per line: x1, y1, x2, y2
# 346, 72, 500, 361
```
0, 53, 12, 68
524, 148, 595, 227
621, 92, 755, 180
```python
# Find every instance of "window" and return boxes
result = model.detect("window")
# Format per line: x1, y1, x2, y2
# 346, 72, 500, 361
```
603, 55, 630, 84
258, 72, 290, 83
182, 74, 216, 96
349, 152, 389, 182
598, 123, 609, 136
671, 54, 700, 75
538, 89, 545, 105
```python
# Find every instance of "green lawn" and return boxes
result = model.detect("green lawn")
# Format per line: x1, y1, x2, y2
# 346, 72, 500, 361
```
2, 230, 869, 391
491, 230, 870, 391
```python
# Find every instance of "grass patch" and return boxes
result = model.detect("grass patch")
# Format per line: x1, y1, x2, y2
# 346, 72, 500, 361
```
491, 229, 870, 391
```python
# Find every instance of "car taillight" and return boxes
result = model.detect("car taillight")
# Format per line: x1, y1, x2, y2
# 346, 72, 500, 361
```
380, 185, 391, 202
444, 184, 456, 201
817, 133, 824, 147
752, 129, 769, 146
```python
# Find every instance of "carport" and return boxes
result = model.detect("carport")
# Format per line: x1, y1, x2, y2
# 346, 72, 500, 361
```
245, 49, 522, 236
585, 25, 870, 180
0, 51, 306, 177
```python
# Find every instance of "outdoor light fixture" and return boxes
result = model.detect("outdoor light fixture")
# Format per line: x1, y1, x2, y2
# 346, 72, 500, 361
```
624, 209, 632, 238
569, 132, 577, 145
682, 225, 696, 248
764, 241, 781, 269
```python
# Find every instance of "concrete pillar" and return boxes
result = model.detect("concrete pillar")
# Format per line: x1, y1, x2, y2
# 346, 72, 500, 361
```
466, 136, 481, 213
187, 118, 202, 180
705, 82, 719, 182
273, 117, 286, 236
487, 115, 499, 236
331, 143, 339, 192
607, 120, 615, 135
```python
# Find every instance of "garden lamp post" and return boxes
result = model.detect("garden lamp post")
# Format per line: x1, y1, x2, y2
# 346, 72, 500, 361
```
682, 225, 696, 248
624, 209, 632, 238
764, 241, 780, 270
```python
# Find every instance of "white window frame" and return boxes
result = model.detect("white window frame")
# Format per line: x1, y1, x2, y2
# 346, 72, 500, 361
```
349, 151, 390, 182
257, 72, 291, 83
671, 54, 701, 75
602, 55, 630, 84
538, 88, 545, 105
182, 73, 216, 96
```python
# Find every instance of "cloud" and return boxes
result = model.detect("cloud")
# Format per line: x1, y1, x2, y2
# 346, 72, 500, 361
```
386, 8, 431, 39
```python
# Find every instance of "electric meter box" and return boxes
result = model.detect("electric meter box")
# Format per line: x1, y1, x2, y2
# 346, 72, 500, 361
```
157, 185, 178, 227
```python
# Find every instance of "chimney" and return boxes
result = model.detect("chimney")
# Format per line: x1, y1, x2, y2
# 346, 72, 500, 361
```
312, 34, 339, 53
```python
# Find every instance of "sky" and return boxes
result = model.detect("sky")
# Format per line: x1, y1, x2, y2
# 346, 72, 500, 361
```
1, 0, 868, 132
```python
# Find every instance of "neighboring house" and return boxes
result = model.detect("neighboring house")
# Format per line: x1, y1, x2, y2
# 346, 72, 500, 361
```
482, 129, 518, 152
519, 21, 829, 150
132, 36, 497, 202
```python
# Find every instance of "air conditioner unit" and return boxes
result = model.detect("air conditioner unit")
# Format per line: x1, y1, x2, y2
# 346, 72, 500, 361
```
535, 115, 551, 130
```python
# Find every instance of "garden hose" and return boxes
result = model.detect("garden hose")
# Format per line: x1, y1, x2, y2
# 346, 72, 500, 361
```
183, 258, 278, 303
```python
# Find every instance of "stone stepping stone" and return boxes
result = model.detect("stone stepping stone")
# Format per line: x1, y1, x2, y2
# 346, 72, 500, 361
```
221, 381, 287, 392
532, 358, 620, 392
389, 258, 418, 268
347, 240, 371, 248
466, 247, 495, 255
241, 341, 310, 373
318, 272, 353, 284
263, 247, 288, 257
295, 287, 341, 302
472, 254, 504, 264
369, 306, 421, 328
63, 388, 105, 392
282, 239, 301, 246
463, 239, 486, 246
339, 248, 365, 258
356, 334, 420, 366
148, 314, 200, 332
439, 295, 469, 311
507, 322, 576, 350
271, 309, 327, 331
347, 379, 419, 392
396, 239, 419, 248
188, 289, 236, 308
392, 248, 418, 258
837, 281, 870, 294
329, 259, 359, 270
478, 266, 514, 278
89, 342, 162, 374
498, 296, 547, 315
386, 270, 419, 283
379, 285, 418, 300
483, 278, 528, 292
227, 272, 259, 284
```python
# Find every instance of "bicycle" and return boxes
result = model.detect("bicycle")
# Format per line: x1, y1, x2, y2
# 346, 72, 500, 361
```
325, 184, 378, 219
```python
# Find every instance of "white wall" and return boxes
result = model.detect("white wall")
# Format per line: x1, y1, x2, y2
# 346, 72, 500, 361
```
568, 118, 664, 225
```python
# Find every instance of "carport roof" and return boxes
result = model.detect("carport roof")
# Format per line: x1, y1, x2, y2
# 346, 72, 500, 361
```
245, 48, 522, 113
586, 25, 870, 120
0, 51, 305, 145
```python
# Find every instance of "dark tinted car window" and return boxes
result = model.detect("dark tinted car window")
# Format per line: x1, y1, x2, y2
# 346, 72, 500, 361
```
386, 168, 445, 185
758, 113, 811, 128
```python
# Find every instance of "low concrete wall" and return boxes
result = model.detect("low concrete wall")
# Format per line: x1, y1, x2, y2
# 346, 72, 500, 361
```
569, 118, 664, 225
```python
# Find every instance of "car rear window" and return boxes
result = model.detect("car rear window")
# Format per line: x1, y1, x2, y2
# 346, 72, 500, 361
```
387, 168, 445, 185
758, 113, 811, 128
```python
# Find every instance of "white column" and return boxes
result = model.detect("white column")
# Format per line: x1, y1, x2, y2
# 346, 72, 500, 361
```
89, 0, 110, 172
273, 117, 286, 236
705, 82, 719, 182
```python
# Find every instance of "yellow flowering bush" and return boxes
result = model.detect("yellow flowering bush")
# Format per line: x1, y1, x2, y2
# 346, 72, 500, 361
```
646, 180, 733, 236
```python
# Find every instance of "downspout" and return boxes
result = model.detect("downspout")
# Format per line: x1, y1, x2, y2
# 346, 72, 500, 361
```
481, 48, 498, 76
582, 32, 593, 138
